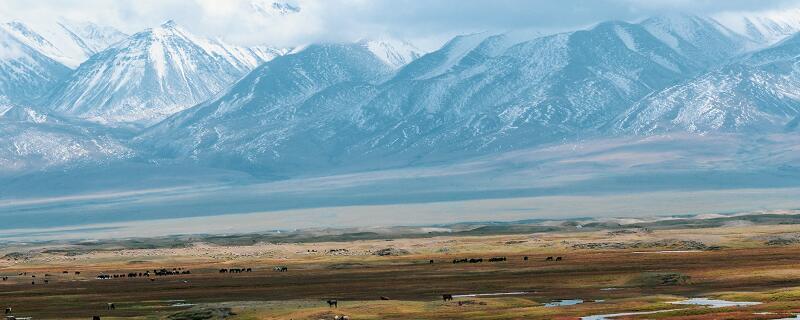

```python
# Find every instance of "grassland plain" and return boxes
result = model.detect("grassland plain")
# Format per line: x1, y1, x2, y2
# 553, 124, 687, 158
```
4, 215, 800, 319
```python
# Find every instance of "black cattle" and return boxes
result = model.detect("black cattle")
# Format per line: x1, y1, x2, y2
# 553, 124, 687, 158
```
219, 268, 228, 273
556, 256, 562, 261
524, 256, 529, 261
442, 294, 453, 301
429, 260, 434, 264
545, 256, 554, 261
380, 296, 390, 300
274, 266, 288, 272
327, 300, 338, 308
74, 271, 80, 275
489, 257, 507, 262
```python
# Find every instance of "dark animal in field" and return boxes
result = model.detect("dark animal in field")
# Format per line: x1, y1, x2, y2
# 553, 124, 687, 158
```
44, 279, 48, 284
380, 296, 390, 300
2, 276, 7, 281
31, 281, 34, 285
442, 294, 453, 301
62, 271, 68, 274
273, 266, 288, 272
93, 316, 101, 320
219, 268, 228, 273
107, 303, 115, 310
556, 256, 562, 261
74, 271, 80, 275
5, 307, 11, 314
453, 258, 483, 264
429, 260, 434, 264
545, 256, 554, 261
524, 256, 529, 261
327, 299, 338, 308
489, 257, 507, 262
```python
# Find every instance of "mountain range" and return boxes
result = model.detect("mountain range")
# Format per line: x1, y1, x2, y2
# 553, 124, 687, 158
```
2, 12, 800, 198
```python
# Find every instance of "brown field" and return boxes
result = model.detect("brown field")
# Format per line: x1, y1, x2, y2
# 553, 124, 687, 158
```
4, 222, 800, 319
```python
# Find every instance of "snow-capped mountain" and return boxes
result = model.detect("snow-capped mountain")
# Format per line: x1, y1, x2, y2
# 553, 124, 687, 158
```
5, 12, 800, 178
2, 19, 127, 68
639, 14, 750, 65
252, 1, 301, 17
0, 101, 132, 173
49, 20, 285, 126
714, 8, 800, 48
139, 19, 720, 173
360, 38, 424, 69
616, 32, 800, 134
138, 42, 394, 172
0, 24, 71, 105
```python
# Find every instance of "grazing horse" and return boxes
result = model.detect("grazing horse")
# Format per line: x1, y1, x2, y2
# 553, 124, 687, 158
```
107, 303, 115, 310
545, 256, 554, 261
442, 294, 453, 301
327, 300, 338, 308
556, 256, 562, 261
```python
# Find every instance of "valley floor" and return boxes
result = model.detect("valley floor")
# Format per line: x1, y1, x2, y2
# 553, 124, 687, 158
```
4, 221, 800, 319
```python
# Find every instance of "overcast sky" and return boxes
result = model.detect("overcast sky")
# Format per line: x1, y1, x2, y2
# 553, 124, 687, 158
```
2, 0, 800, 50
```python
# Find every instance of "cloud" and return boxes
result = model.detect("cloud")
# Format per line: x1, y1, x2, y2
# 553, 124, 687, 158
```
1, 0, 800, 50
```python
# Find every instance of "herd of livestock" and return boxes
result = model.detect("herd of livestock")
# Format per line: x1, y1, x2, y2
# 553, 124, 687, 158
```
2, 254, 565, 319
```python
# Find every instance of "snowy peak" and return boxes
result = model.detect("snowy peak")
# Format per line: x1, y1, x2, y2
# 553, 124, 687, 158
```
161, 19, 178, 28
0, 25, 70, 105
252, 1, 301, 17
2, 19, 126, 68
395, 32, 496, 80
713, 8, 800, 47
49, 20, 285, 126
56, 18, 127, 54
640, 14, 748, 64
360, 38, 423, 69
